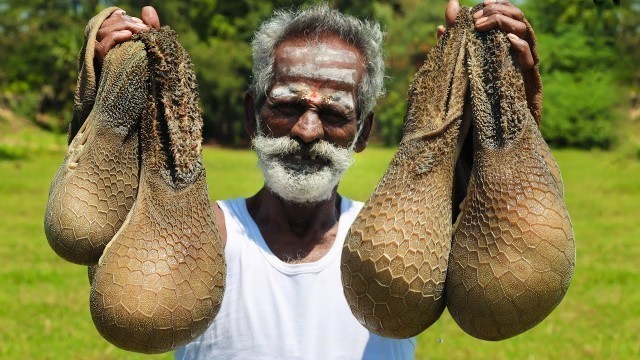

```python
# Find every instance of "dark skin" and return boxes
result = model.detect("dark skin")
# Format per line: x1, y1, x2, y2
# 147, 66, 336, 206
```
95, 0, 538, 263
243, 35, 373, 263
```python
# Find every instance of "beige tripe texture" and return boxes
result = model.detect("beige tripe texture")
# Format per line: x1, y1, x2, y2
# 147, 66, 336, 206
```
445, 7, 574, 341
45, 7, 140, 264
341, 6, 574, 341
45, 8, 225, 354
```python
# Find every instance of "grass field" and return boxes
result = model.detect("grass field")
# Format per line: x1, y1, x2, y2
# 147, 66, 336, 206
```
1, 122, 639, 359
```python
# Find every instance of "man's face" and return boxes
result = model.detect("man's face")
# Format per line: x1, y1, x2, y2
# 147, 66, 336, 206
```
252, 35, 366, 204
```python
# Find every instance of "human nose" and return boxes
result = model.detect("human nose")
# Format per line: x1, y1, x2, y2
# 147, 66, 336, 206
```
290, 110, 324, 143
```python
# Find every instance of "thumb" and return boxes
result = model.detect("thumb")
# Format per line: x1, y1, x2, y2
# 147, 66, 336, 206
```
445, 0, 461, 28
437, 25, 446, 41
142, 6, 160, 29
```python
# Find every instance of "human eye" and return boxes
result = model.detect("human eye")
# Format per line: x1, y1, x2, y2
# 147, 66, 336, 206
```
320, 108, 350, 125
274, 101, 304, 117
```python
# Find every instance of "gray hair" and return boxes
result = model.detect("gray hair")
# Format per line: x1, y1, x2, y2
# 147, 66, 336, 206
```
250, 4, 385, 124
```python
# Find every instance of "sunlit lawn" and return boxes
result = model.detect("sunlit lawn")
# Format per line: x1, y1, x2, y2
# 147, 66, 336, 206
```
0, 128, 638, 359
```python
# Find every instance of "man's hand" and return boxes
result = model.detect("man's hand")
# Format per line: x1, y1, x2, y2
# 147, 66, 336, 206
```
437, 0, 542, 124
94, 6, 161, 67
437, 0, 534, 71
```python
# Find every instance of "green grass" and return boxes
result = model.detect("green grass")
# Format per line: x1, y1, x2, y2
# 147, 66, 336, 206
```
1, 130, 638, 359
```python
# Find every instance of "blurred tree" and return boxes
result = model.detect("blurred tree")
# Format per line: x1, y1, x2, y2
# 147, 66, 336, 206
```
0, 0, 105, 130
617, 1, 640, 101
371, 0, 446, 146
171, 0, 383, 143
109, 0, 305, 144
523, 0, 623, 148
0, 0, 635, 148
178, 0, 302, 143
0, 0, 444, 144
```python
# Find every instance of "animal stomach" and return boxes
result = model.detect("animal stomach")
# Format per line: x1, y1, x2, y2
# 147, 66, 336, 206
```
44, 42, 146, 265
89, 168, 225, 354
341, 121, 461, 338
446, 122, 575, 341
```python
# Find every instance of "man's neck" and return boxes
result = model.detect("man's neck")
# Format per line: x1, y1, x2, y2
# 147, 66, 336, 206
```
246, 187, 342, 263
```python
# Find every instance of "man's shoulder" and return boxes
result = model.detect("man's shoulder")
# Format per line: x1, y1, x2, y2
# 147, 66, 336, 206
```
217, 197, 246, 205
340, 195, 364, 214
212, 198, 249, 247
214, 197, 248, 223
216, 197, 251, 214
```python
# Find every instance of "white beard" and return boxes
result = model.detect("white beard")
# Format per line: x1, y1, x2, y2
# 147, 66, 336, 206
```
252, 135, 355, 204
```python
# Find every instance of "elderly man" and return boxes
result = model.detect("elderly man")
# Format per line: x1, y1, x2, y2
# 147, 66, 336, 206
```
94, 1, 536, 358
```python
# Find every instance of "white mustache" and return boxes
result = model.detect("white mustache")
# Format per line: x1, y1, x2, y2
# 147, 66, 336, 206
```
251, 135, 355, 204
252, 136, 354, 169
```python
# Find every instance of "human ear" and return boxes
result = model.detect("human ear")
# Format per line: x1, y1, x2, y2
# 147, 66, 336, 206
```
243, 91, 258, 138
354, 111, 374, 153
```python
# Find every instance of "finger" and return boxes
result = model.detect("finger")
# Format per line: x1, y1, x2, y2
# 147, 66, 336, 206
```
100, 13, 125, 29
110, 9, 126, 17
483, 0, 512, 5
473, 4, 524, 21
102, 14, 144, 27
107, 9, 142, 24
95, 30, 133, 65
437, 25, 446, 41
507, 33, 534, 70
103, 8, 128, 24
96, 20, 148, 42
474, 13, 527, 38
142, 6, 160, 29
445, 0, 461, 28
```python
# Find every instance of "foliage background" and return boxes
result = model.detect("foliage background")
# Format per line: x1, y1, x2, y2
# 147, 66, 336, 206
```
1, 0, 638, 149
0, 0, 639, 359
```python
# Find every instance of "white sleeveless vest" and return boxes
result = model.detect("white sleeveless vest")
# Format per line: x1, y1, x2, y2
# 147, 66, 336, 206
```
175, 197, 415, 360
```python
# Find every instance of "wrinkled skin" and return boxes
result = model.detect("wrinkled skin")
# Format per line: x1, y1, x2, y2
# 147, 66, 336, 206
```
445, 7, 574, 341
87, 28, 225, 354
341, 10, 473, 338
44, 34, 143, 265
342, 7, 574, 340
43, 12, 226, 353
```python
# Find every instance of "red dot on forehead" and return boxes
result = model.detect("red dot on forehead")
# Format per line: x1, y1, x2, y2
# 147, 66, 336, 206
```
303, 90, 321, 104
